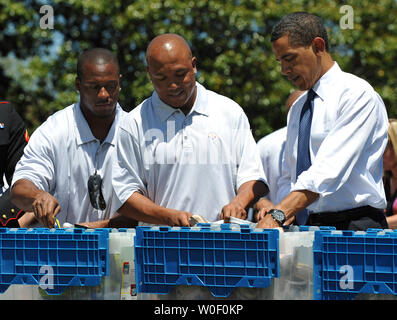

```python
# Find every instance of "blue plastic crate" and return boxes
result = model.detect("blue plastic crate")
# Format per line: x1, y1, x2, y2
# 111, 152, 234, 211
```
313, 229, 397, 300
135, 224, 279, 298
0, 228, 110, 295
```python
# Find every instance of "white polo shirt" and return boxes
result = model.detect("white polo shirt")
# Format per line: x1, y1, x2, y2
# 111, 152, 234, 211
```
12, 102, 126, 226
113, 82, 266, 222
278, 62, 388, 213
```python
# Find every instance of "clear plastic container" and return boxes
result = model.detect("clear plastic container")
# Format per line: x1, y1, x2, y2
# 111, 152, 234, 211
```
273, 226, 316, 300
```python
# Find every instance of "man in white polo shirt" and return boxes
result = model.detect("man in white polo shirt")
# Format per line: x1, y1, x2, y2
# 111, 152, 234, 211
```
112, 33, 268, 226
11, 48, 135, 228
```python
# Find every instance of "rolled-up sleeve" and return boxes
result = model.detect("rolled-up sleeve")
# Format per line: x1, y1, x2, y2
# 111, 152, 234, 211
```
292, 89, 387, 197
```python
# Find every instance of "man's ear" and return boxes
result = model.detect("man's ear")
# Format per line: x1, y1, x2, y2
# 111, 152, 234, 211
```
75, 77, 80, 91
192, 56, 197, 74
312, 37, 326, 55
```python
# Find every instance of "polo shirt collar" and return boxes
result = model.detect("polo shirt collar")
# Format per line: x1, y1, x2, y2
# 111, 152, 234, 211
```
152, 82, 209, 122
74, 101, 121, 146
193, 82, 210, 116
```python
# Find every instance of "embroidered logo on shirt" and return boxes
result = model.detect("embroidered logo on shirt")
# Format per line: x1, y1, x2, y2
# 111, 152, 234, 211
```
208, 132, 217, 141
0, 123, 4, 129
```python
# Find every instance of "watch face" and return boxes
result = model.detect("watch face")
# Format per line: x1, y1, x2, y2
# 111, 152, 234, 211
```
271, 210, 285, 223
274, 211, 283, 221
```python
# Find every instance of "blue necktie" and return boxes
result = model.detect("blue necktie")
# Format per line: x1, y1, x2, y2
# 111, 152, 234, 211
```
295, 89, 316, 225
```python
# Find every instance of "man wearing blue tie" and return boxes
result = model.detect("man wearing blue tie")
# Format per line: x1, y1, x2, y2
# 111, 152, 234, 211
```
257, 12, 389, 230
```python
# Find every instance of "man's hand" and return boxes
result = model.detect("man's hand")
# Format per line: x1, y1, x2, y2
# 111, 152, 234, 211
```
254, 198, 274, 221
255, 190, 319, 228
256, 208, 295, 228
220, 200, 247, 222
165, 210, 193, 227
118, 192, 194, 227
31, 190, 61, 228
256, 213, 281, 229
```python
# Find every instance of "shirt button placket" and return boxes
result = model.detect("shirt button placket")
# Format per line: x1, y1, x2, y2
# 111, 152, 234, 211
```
182, 117, 192, 150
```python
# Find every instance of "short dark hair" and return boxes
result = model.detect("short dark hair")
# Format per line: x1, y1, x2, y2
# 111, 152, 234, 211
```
77, 48, 119, 79
271, 12, 329, 51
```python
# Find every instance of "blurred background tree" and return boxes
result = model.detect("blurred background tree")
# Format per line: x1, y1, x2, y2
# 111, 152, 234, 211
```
1, 0, 396, 140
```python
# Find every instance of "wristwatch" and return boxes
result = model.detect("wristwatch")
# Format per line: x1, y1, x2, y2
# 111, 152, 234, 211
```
269, 209, 286, 226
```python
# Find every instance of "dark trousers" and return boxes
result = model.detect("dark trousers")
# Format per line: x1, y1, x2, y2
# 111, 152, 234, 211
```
307, 206, 388, 231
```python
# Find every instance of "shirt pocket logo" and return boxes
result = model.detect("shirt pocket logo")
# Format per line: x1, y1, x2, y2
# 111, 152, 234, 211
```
208, 132, 217, 141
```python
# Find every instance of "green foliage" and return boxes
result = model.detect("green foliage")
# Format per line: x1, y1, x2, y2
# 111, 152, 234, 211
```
1, 0, 396, 139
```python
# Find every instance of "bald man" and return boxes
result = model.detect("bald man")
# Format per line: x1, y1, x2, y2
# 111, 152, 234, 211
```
11, 48, 135, 228
112, 34, 268, 226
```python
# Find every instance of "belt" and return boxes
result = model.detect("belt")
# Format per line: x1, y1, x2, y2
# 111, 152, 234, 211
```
308, 206, 384, 225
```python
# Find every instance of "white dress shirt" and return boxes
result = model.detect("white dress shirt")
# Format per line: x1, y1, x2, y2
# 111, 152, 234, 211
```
12, 102, 126, 226
257, 126, 287, 203
278, 62, 388, 213
112, 82, 266, 222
